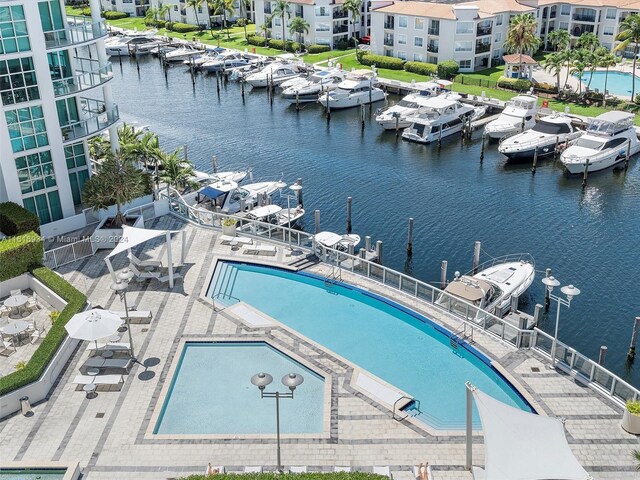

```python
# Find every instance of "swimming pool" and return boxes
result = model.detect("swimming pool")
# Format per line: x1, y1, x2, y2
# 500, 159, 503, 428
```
0, 470, 66, 480
207, 262, 532, 430
579, 71, 640, 96
154, 342, 325, 435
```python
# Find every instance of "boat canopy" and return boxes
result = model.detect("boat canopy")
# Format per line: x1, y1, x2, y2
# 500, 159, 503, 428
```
444, 277, 492, 303
199, 179, 238, 199
532, 119, 571, 135
247, 204, 282, 218
315, 231, 344, 247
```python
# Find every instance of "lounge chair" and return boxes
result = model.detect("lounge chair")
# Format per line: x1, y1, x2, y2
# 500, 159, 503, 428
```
86, 341, 131, 352
373, 466, 392, 478
334, 467, 352, 472
220, 234, 253, 246
83, 357, 132, 372
73, 374, 124, 392
0, 340, 16, 356
129, 263, 182, 284
128, 252, 163, 269
289, 467, 307, 473
204, 465, 225, 475
413, 464, 433, 480
0, 302, 10, 317
244, 467, 262, 473
26, 292, 41, 311
109, 310, 153, 323
242, 244, 277, 256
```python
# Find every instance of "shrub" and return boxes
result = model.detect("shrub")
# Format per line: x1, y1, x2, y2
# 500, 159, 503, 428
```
0, 231, 43, 282
0, 267, 87, 396
404, 61, 438, 76
165, 21, 174, 31
437, 60, 459, 79
145, 19, 166, 28
167, 22, 201, 33
81, 7, 91, 16
221, 217, 237, 227
0, 201, 40, 236
335, 39, 350, 50
497, 76, 533, 91
307, 44, 330, 54
102, 11, 129, 20
267, 39, 300, 52
247, 35, 267, 47
534, 82, 557, 93
359, 53, 405, 70
628, 400, 640, 415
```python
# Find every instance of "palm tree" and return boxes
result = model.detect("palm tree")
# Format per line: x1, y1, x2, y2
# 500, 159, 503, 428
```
633, 449, 640, 471
578, 31, 600, 52
343, 0, 363, 49
213, 0, 235, 39
270, 0, 291, 51
260, 20, 271, 40
144, 7, 158, 24
615, 13, 640, 100
158, 149, 197, 191
288, 16, 309, 50
561, 48, 575, 91
504, 13, 540, 79
541, 52, 563, 92
236, 17, 249, 39
570, 50, 589, 95
158, 3, 171, 22
186, 0, 203, 29
597, 49, 618, 103
548, 29, 570, 52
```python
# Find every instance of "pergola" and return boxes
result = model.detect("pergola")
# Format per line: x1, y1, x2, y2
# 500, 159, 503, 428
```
104, 225, 187, 288
503, 54, 538, 80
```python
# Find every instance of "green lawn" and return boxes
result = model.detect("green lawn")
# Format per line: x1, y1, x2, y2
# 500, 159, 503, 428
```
456, 64, 505, 82
304, 49, 356, 64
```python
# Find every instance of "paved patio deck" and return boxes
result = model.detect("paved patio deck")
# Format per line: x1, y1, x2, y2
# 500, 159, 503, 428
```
0, 215, 637, 479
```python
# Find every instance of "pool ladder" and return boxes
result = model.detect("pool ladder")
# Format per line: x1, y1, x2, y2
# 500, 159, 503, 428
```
393, 396, 420, 422
450, 323, 474, 354
324, 265, 342, 287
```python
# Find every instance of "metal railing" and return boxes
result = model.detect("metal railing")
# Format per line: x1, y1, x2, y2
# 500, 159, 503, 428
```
333, 10, 348, 19
427, 44, 439, 53
52, 62, 113, 97
60, 99, 119, 143
572, 13, 596, 22
123, 201, 161, 222
43, 237, 95, 270
428, 27, 439, 36
44, 16, 107, 49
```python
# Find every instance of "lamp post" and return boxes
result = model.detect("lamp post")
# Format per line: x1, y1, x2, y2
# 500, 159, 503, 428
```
541, 276, 580, 368
250, 372, 304, 473
110, 267, 136, 359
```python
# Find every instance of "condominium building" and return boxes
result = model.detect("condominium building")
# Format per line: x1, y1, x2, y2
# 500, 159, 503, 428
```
101, 0, 151, 17
118, 0, 252, 25
0, 0, 118, 230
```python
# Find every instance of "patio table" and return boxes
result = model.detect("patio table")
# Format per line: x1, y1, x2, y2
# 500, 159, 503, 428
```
1, 320, 30, 346
4, 294, 29, 318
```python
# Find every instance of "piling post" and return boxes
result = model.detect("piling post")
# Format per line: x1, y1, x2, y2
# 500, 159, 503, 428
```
375, 240, 383, 264
314, 209, 320, 234
270, 77, 274, 106
359, 247, 366, 260
533, 304, 543, 326
240, 199, 246, 212
296, 178, 303, 206
532, 146, 539, 174
296, 91, 300, 112
598, 346, 607, 366
440, 260, 448, 289
625, 138, 631, 170
407, 217, 413, 256
544, 268, 552, 309
510, 295, 519, 314
361, 104, 365, 130
118, 50, 123, 70
628, 316, 640, 362
554, 135, 560, 158
365, 236, 371, 252
369, 77, 373, 105
472, 241, 481, 274
267, 194, 272, 205
183, 144, 188, 162
346, 197, 352, 234
135, 45, 140, 73
480, 133, 486, 162
189, 56, 195, 86
326, 89, 331, 122
241, 79, 245, 102
395, 114, 400, 136
438, 126, 442, 148
212, 155, 218, 173
582, 159, 590, 189
521, 116, 525, 132
216, 73, 220, 94
348, 243, 355, 256
163, 54, 168, 81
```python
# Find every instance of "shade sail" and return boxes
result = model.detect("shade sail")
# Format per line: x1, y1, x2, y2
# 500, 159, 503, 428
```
106, 225, 173, 259
473, 387, 589, 480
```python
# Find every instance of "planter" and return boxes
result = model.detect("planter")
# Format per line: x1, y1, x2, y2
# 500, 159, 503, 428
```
91, 215, 144, 250
222, 222, 237, 236
621, 409, 640, 434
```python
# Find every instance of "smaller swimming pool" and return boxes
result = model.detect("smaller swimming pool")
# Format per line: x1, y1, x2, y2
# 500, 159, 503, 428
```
0, 470, 66, 480
580, 71, 640, 96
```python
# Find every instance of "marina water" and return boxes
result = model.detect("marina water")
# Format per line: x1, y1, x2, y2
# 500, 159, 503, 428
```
109, 56, 640, 386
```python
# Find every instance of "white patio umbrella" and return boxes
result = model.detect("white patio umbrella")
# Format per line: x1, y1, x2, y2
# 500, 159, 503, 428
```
65, 309, 123, 348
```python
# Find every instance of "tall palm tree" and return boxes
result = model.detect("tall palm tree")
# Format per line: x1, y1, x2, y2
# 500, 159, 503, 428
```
561, 48, 576, 91
504, 13, 540, 79
158, 149, 197, 191
597, 49, 618, 102
615, 13, 640, 100
158, 3, 171, 22
578, 31, 600, 52
343, 0, 363, 49
213, 0, 235, 39
236, 17, 249, 39
186, 0, 203, 28
570, 50, 589, 95
541, 52, 563, 92
260, 20, 271, 40
270, 0, 291, 51
548, 29, 570, 52
288, 16, 309, 50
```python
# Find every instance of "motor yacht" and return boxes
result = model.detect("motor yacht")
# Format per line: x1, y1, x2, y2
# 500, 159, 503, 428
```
314, 231, 361, 252
105, 35, 161, 56
499, 114, 583, 162
484, 94, 539, 139
244, 62, 303, 87
195, 179, 284, 214
317, 70, 386, 109
401, 94, 484, 144
163, 45, 205, 63
201, 51, 252, 73
435, 254, 535, 320
375, 82, 453, 130
561, 111, 640, 174
281, 69, 346, 103
242, 204, 305, 227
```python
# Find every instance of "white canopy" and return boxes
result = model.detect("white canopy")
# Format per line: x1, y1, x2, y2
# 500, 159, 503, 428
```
470, 386, 590, 480
65, 309, 122, 343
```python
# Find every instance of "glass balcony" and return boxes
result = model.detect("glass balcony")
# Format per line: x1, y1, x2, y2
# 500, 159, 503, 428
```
333, 25, 348, 34
571, 24, 595, 36
60, 98, 119, 143
475, 42, 491, 54
476, 26, 492, 36
384, 21, 394, 29
383, 36, 394, 47
428, 27, 439, 35
572, 13, 596, 22
52, 60, 113, 97
427, 43, 438, 53
333, 10, 348, 19
44, 15, 107, 50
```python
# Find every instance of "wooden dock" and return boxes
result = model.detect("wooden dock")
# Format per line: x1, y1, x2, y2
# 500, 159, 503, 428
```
471, 113, 500, 130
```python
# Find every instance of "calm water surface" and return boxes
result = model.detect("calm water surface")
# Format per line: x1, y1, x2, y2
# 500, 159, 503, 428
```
108, 57, 640, 386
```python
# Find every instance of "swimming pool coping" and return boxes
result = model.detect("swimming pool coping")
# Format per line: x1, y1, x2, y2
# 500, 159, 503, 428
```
0, 461, 80, 480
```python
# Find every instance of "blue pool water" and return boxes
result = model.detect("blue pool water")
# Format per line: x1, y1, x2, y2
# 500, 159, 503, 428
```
208, 262, 532, 429
154, 342, 325, 434
580, 71, 640, 96
0, 470, 66, 480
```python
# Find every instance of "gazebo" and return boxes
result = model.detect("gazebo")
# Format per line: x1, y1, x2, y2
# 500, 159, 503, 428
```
104, 225, 187, 288
503, 54, 538, 80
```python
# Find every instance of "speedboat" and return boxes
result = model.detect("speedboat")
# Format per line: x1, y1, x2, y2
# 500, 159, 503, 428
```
245, 62, 302, 88
281, 69, 346, 103
195, 179, 284, 214
105, 35, 162, 56
485, 94, 539, 140
164, 45, 205, 63
499, 114, 583, 162
186, 50, 220, 68
315, 231, 361, 252
401, 94, 484, 144
376, 83, 453, 130
193, 168, 250, 184
243, 204, 305, 227
435, 254, 535, 320
201, 51, 251, 73
317, 69, 386, 109
561, 111, 640, 174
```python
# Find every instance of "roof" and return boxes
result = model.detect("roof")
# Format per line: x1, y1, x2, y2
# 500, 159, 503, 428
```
595, 111, 635, 122
503, 54, 537, 65
247, 204, 282, 218
373, 0, 533, 18
538, 0, 640, 7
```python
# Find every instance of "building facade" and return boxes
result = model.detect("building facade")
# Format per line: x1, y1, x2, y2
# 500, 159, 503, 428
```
0, 0, 118, 227
101, 0, 151, 17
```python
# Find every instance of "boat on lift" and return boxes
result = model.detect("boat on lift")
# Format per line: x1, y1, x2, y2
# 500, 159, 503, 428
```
314, 231, 361, 252
195, 178, 284, 214
375, 81, 451, 130
317, 69, 386, 109
484, 93, 539, 139
105, 34, 162, 56
201, 51, 254, 73
164, 45, 206, 63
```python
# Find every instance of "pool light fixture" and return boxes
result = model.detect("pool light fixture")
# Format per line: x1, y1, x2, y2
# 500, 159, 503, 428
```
541, 276, 580, 369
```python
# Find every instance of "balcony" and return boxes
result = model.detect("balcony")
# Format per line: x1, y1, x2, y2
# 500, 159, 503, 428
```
383, 36, 394, 47
60, 98, 119, 143
475, 42, 491, 54
333, 25, 348, 34
333, 10, 348, 19
52, 61, 113, 98
572, 13, 596, 22
264, 7, 271, 14
44, 16, 107, 50
476, 26, 492, 36
428, 27, 439, 36
427, 43, 438, 53
571, 24, 595, 36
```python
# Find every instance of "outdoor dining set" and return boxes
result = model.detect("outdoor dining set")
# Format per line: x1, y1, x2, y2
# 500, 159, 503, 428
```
0, 289, 43, 356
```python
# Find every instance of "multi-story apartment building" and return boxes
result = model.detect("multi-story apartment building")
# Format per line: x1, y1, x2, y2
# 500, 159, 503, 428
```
0, 0, 119, 230
101, 0, 151, 17
122, 0, 252, 25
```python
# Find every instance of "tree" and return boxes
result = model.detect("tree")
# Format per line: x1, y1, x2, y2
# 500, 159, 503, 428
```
561, 48, 575, 91
541, 52, 563, 92
186, 0, 203, 29
270, 0, 291, 51
158, 149, 197, 191
578, 31, 600, 52
144, 7, 158, 24
158, 3, 170, 22
343, 0, 363, 50
597, 49, 618, 103
548, 29, 570, 52
288, 16, 309, 50
213, 0, 235, 39
615, 13, 640, 100
260, 20, 271, 40
570, 50, 589, 95
236, 17, 249, 39
504, 13, 541, 79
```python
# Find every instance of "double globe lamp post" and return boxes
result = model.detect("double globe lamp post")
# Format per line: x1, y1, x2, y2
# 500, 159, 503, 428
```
541, 276, 581, 369
109, 267, 136, 360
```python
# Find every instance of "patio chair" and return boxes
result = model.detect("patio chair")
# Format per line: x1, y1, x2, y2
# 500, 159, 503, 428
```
128, 251, 163, 269
30, 329, 45, 344
413, 464, 433, 480
242, 244, 277, 256
10, 289, 21, 296
0, 303, 9, 318
0, 340, 16, 356
26, 292, 41, 311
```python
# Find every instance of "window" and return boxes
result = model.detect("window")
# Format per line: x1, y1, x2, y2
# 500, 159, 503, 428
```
459, 59, 471, 69
315, 6, 329, 16
22, 191, 63, 225
0, 57, 39, 106
173, 5, 178, 12
68, 170, 89, 205
64, 142, 87, 169
397, 51, 406, 60
397, 34, 406, 45
603, 25, 614, 36
273, 17, 281, 26
316, 37, 330, 45
559, 21, 569, 30
413, 53, 424, 62
454, 41, 472, 52
65, 142, 88, 206
316, 23, 330, 31
0, 5, 30, 54
5, 106, 48, 153
415, 18, 424, 30
38, 1, 65, 32
15, 150, 56, 195
398, 16, 407, 28
414, 36, 422, 47
606, 8, 616, 20
560, 4, 570, 16
456, 21, 474, 34
494, 32, 501, 43
495, 14, 503, 26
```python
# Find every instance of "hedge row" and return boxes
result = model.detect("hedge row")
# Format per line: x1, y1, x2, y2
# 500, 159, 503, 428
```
267, 39, 300, 52
145, 19, 167, 28
497, 76, 533, 91
404, 61, 438, 76
247, 35, 267, 47
166, 22, 202, 33
0, 231, 43, 282
436, 60, 459, 79
308, 44, 331, 54
103, 11, 129, 20
359, 53, 405, 70
179, 473, 389, 480
0, 201, 40, 236
0, 267, 87, 396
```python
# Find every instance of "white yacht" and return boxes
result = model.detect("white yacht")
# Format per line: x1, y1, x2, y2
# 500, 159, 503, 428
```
317, 70, 386, 109
435, 254, 535, 320
315, 231, 361, 252
105, 35, 161, 56
201, 51, 251, 73
375, 82, 450, 130
499, 114, 583, 162
244, 62, 302, 87
195, 179, 284, 214
164, 45, 205, 63
561, 111, 640, 174
401, 94, 484, 144
281, 69, 346, 103
242, 204, 305, 227
192, 168, 250, 184
484, 94, 539, 139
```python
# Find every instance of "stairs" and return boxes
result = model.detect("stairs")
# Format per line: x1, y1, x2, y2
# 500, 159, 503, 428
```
210, 262, 240, 308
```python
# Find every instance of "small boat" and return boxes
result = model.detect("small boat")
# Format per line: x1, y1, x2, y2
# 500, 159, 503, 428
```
164, 45, 205, 63
185, 50, 221, 67
193, 168, 250, 184
245, 61, 302, 88
281, 69, 346, 103
105, 35, 162, 56
201, 51, 252, 73
314, 231, 361, 252
317, 69, 386, 110
435, 254, 535, 320
375, 81, 450, 130
243, 204, 305, 227
561, 111, 640, 174
499, 114, 583, 162
484, 94, 539, 140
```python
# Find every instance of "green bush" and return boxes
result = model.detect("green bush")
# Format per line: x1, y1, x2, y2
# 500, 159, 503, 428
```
307, 44, 330, 54
82, 7, 91, 16
0, 201, 40, 236
0, 231, 43, 282
167, 22, 201, 33
534, 82, 557, 93
178, 473, 389, 480
627, 400, 640, 415
0, 267, 87, 396
359, 53, 405, 70
437, 60, 459, 79
102, 11, 129, 20
145, 19, 166, 28
247, 35, 267, 47
497, 76, 533, 91
335, 38, 350, 50
267, 39, 300, 52
404, 61, 438, 76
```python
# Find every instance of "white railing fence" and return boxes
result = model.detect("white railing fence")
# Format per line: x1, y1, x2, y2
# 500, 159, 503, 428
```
43, 237, 95, 270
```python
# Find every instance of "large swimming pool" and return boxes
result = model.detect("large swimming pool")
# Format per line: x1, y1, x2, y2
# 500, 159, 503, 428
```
580, 71, 640, 96
208, 262, 532, 429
